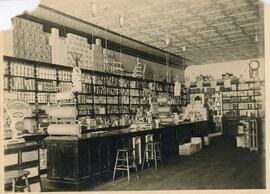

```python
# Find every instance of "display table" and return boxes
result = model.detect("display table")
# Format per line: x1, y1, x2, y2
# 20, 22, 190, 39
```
45, 121, 208, 190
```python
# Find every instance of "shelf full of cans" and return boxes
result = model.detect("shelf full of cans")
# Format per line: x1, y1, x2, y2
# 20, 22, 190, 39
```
3, 57, 73, 104
3, 56, 176, 119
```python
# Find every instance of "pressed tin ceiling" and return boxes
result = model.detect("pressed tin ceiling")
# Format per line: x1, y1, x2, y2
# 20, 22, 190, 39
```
39, 0, 264, 65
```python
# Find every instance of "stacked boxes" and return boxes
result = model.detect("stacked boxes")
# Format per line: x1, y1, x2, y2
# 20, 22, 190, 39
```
49, 28, 66, 65
11, 77, 35, 90
103, 48, 115, 72
179, 143, 195, 155
191, 137, 203, 151
9, 92, 36, 103
10, 62, 35, 77
37, 93, 56, 104
92, 39, 104, 71
179, 137, 202, 155
49, 30, 106, 70
12, 17, 51, 63
36, 67, 56, 80
64, 33, 92, 69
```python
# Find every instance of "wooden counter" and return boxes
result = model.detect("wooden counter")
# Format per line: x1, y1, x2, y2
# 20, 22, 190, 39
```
45, 121, 209, 190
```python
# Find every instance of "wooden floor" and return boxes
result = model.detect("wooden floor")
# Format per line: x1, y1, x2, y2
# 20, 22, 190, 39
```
42, 135, 265, 191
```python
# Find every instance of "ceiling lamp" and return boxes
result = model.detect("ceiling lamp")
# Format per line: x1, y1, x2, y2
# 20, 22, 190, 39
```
165, 38, 170, 46
182, 46, 186, 66
182, 46, 186, 52
119, 15, 125, 29
90, 2, 97, 17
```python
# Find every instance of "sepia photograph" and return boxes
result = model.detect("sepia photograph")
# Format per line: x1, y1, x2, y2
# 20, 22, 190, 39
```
0, 0, 269, 193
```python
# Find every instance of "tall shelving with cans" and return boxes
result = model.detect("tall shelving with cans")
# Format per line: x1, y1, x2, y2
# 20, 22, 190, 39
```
3, 56, 177, 131
185, 77, 264, 137
222, 81, 263, 119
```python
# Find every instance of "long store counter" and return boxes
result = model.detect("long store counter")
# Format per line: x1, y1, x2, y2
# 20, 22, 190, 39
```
45, 120, 209, 190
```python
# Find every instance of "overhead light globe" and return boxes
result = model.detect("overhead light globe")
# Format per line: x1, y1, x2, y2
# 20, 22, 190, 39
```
119, 15, 125, 28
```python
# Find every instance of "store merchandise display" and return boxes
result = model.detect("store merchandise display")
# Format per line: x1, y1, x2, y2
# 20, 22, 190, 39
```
132, 57, 146, 78
183, 102, 208, 122
12, 17, 51, 63
92, 39, 104, 71
103, 49, 116, 72
65, 33, 93, 69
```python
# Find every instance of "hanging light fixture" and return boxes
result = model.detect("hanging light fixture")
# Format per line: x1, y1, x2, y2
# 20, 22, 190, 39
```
119, 15, 125, 29
182, 46, 186, 52
165, 38, 170, 46
164, 37, 170, 84
90, 1, 97, 18
182, 46, 186, 66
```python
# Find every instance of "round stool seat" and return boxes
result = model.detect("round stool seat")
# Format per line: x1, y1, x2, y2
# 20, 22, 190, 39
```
146, 141, 161, 145
118, 148, 135, 152
5, 170, 31, 192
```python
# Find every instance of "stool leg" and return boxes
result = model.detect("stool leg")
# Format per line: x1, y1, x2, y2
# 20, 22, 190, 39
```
39, 177, 43, 192
154, 147, 157, 172
157, 145, 163, 168
126, 151, 130, 182
148, 144, 153, 168
141, 147, 147, 170
113, 150, 120, 181
135, 164, 139, 179
132, 150, 139, 179
25, 175, 31, 192
121, 152, 125, 177
12, 178, 16, 192
133, 159, 139, 179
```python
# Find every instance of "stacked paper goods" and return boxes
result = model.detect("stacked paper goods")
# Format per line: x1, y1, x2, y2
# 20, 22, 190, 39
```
103, 48, 115, 72
92, 39, 104, 71
12, 17, 51, 63
65, 33, 92, 69
49, 28, 66, 65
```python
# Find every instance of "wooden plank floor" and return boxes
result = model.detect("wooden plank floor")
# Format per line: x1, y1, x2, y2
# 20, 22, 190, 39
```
42, 135, 265, 191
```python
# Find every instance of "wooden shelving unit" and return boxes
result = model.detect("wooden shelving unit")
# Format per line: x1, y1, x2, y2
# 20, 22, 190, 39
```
3, 55, 180, 130
186, 78, 264, 136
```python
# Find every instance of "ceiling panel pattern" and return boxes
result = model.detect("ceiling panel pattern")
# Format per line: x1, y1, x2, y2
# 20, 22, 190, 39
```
40, 0, 264, 65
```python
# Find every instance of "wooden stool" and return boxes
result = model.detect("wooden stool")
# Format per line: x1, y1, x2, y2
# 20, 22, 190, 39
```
141, 141, 163, 172
113, 148, 139, 182
5, 170, 31, 192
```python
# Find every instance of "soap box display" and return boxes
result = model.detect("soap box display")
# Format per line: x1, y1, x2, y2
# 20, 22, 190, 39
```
12, 17, 52, 63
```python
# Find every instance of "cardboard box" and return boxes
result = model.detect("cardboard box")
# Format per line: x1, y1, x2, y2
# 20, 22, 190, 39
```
191, 137, 202, 151
236, 135, 249, 148
179, 143, 193, 155
179, 142, 201, 155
